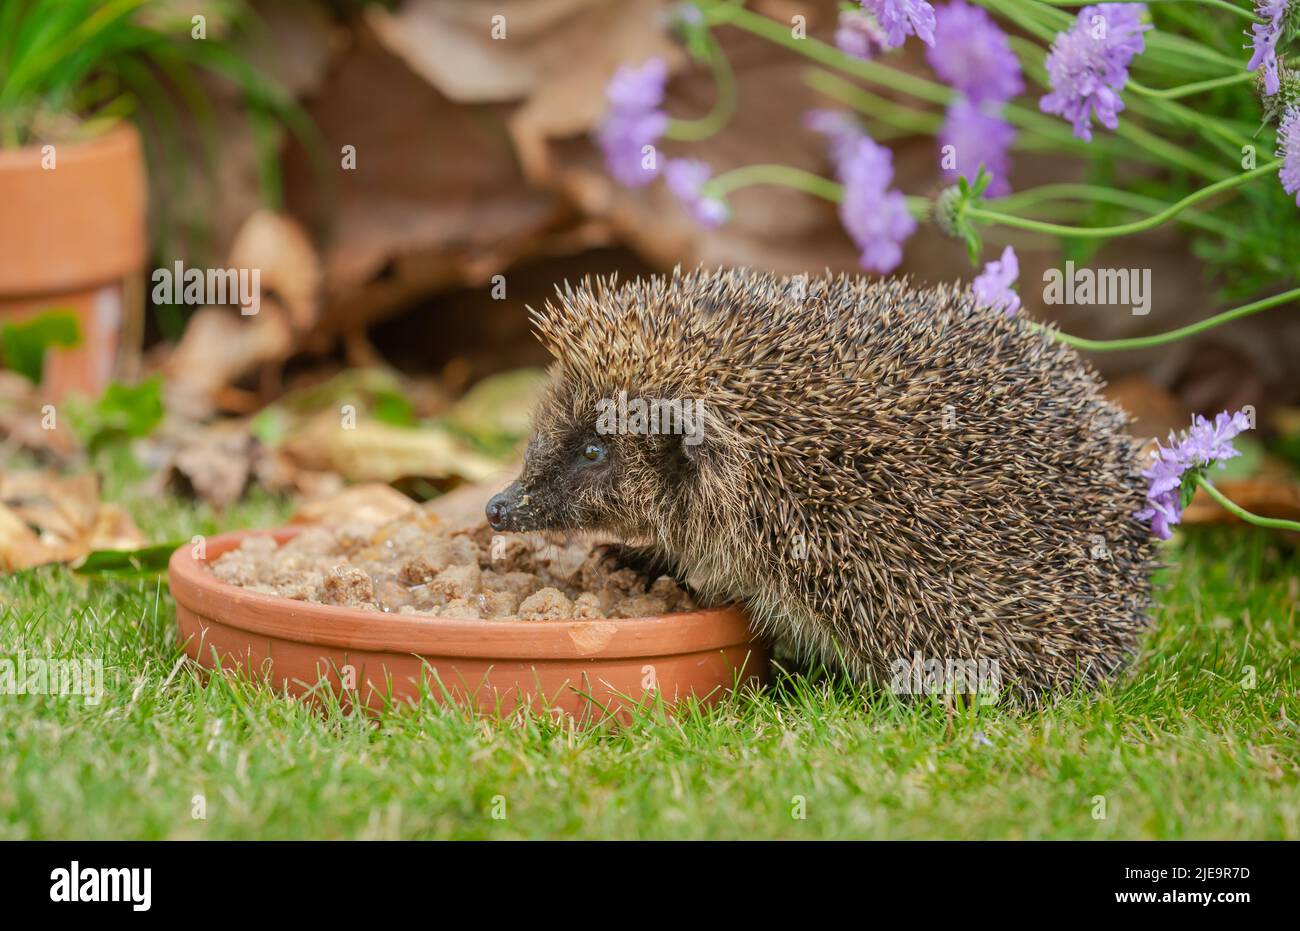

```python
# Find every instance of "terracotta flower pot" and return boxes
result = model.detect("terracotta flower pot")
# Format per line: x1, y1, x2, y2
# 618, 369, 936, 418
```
169, 528, 769, 720
0, 124, 147, 399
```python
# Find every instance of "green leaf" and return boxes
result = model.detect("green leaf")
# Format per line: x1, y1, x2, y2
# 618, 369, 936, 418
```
440, 368, 547, 456
964, 228, 984, 267
1179, 467, 1205, 510
0, 309, 82, 383
67, 376, 165, 452
371, 388, 417, 427
72, 540, 181, 578
249, 405, 288, 447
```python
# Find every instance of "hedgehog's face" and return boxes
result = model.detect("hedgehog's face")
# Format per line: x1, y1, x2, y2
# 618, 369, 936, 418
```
486, 376, 703, 539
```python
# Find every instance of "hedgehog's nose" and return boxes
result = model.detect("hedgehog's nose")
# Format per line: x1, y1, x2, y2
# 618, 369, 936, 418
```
486, 485, 520, 531
486, 493, 510, 530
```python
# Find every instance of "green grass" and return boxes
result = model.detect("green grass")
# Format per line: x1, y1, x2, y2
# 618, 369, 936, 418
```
1, 488, 1297, 840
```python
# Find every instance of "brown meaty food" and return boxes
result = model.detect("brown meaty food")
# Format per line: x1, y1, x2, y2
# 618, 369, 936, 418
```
206, 512, 695, 620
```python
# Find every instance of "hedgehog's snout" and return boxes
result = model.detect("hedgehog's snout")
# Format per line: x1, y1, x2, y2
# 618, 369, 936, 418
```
486, 480, 533, 532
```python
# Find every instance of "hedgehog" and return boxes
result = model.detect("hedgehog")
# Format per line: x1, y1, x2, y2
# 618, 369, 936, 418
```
486, 267, 1159, 700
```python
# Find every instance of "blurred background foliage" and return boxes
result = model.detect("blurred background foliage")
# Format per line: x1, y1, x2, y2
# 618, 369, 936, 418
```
1, 0, 1298, 570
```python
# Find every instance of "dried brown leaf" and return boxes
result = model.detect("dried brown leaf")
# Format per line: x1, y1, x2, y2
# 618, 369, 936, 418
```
283, 414, 500, 485
226, 210, 321, 332
290, 482, 418, 528
0, 371, 79, 461
281, 24, 562, 339
0, 470, 145, 570
162, 306, 294, 419
0, 502, 56, 571
168, 428, 253, 509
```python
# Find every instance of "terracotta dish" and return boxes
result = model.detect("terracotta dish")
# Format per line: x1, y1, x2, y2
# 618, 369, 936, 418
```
169, 528, 769, 720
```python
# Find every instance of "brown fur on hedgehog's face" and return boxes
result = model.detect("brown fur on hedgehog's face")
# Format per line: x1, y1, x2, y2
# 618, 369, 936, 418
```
485, 372, 701, 540
488, 274, 740, 549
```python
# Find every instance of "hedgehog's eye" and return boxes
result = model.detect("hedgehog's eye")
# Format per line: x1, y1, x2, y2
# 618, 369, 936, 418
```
580, 440, 607, 464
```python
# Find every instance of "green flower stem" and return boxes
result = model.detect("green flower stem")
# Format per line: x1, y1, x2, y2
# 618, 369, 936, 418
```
975, 0, 1065, 41
1002, 103, 1145, 162
969, 160, 1281, 237
1131, 101, 1248, 155
702, 163, 931, 218
1101, 92, 1248, 161
988, 183, 1240, 239
1111, 115, 1234, 180
906, 195, 931, 217
1031, 284, 1300, 351
1127, 71, 1257, 100
1196, 477, 1300, 533
1142, 31, 1247, 73
664, 28, 738, 142
1033, 0, 1261, 22
705, 164, 843, 201
803, 69, 943, 135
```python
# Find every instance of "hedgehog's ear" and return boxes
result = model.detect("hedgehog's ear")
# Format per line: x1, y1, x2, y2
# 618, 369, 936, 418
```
681, 431, 706, 463
679, 400, 710, 463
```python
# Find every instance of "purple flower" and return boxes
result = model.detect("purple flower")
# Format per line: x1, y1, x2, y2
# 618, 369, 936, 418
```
1039, 4, 1151, 141
809, 114, 915, 270
598, 58, 670, 187
838, 137, 916, 273
836, 8, 888, 60
1136, 410, 1253, 539
606, 57, 668, 113
805, 109, 869, 170
1279, 106, 1300, 205
1137, 457, 1182, 539
861, 0, 937, 49
665, 159, 729, 227
598, 111, 669, 186
939, 97, 1016, 195
1248, 0, 1287, 96
971, 245, 1020, 316
926, 1, 1024, 104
